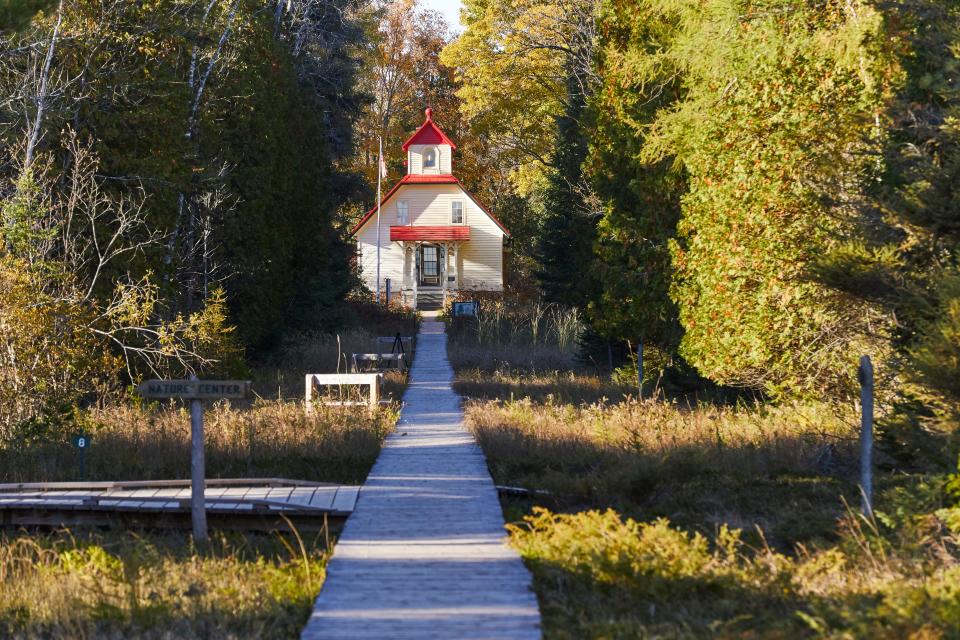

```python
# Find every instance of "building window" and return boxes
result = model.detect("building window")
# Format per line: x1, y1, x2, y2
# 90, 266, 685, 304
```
424, 147, 437, 168
397, 200, 408, 224
451, 200, 464, 224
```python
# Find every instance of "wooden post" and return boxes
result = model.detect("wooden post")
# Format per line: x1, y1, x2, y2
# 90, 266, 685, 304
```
305, 374, 314, 413
189, 375, 208, 545
385, 278, 391, 306
413, 244, 419, 310
369, 374, 380, 410
859, 355, 874, 518
441, 243, 448, 308
637, 338, 644, 400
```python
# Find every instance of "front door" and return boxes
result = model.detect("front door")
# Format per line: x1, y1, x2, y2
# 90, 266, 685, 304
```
420, 245, 441, 286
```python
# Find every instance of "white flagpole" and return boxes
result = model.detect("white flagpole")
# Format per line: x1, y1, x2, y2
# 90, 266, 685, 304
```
376, 136, 382, 304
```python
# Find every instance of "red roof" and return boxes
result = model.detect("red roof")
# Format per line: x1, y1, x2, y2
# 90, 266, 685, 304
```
402, 108, 457, 151
390, 226, 470, 241
350, 174, 510, 237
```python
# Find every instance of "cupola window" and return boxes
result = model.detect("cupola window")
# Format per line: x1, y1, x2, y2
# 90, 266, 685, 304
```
424, 147, 437, 169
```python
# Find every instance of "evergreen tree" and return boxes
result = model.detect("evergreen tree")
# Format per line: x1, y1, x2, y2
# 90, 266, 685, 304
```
587, 0, 684, 352
535, 69, 597, 308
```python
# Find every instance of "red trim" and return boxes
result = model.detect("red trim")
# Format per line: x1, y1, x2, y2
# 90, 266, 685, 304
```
350, 174, 510, 238
401, 174, 458, 184
402, 109, 457, 151
390, 226, 470, 241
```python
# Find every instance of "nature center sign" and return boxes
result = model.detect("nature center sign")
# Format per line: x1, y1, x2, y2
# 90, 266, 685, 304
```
135, 377, 251, 544
137, 380, 250, 400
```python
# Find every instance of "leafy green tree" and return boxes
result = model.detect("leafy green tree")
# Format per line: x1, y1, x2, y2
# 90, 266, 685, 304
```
631, 0, 897, 398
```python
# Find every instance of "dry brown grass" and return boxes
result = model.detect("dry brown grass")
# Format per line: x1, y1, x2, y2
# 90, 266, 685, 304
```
445, 299, 583, 373
455, 369, 635, 404
0, 308, 416, 637
467, 396, 859, 548
0, 400, 397, 485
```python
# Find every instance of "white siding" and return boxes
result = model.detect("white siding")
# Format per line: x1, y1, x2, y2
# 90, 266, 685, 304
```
408, 144, 452, 175
356, 201, 406, 295
356, 183, 505, 293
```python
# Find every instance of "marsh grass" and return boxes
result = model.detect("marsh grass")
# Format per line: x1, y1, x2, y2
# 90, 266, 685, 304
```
0, 305, 415, 637
455, 369, 635, 404
449, 298, 960, 638
0, 527, 329, 639
447, 299, 583, 372
0, 399, 396, 485
467, 396, 960, 637
467, 397, 859, 547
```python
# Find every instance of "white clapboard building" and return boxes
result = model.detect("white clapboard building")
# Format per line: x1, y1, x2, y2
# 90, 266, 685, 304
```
351, 108, 510, 310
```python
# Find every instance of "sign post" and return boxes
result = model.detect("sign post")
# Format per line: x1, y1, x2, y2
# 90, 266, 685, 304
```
189, 375, 206, 544
858, 356, 874, 518
136, 378, 251, 544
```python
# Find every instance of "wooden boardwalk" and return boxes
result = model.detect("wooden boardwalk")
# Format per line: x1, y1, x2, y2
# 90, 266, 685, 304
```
302, 320, 541, 639
0, 479, 358, 531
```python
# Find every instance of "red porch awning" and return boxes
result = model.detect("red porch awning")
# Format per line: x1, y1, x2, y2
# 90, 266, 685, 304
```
390, 226, 470, 241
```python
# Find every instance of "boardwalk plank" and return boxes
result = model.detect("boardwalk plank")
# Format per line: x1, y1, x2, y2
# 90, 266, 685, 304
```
302, 320, 541, 639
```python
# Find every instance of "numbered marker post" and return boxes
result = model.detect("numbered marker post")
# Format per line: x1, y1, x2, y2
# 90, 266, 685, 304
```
72, 433, 90, 480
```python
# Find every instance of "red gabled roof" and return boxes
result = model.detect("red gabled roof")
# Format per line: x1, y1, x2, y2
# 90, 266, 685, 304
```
350, 174, 510, 238
390, 226, 470, 241
402, 108, 457, 151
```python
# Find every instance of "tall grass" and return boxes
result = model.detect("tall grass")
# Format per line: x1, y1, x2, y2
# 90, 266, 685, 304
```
466, 392, 960, 638
253, 330, 412, 399
448, 299, 584, 372
0, 400, 396, 485
0, 528, 328, 639
468, 397, 859, 547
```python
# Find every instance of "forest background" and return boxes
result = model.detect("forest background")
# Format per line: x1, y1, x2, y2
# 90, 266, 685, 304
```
1, 0, 959, 469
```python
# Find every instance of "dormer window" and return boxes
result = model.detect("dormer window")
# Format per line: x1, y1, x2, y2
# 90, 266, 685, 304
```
397, 200, 409, 224
424, 147, 437, 169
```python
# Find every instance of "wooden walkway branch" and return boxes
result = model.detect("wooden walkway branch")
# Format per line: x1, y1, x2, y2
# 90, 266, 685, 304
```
0, 481, 360, 532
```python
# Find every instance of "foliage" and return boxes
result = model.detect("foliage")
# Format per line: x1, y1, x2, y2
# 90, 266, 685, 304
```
630, 0, 897, 398
535, 77, 597, 308
0, 0, 365, 353
440, 0, 577, 195
586, 0, 684, 350
510, 507, 960, 638
0, 255, 118, 441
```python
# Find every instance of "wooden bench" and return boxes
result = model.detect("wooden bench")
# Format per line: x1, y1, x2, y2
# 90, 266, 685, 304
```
351, 353, 406, 373
305, 373, 382, 412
